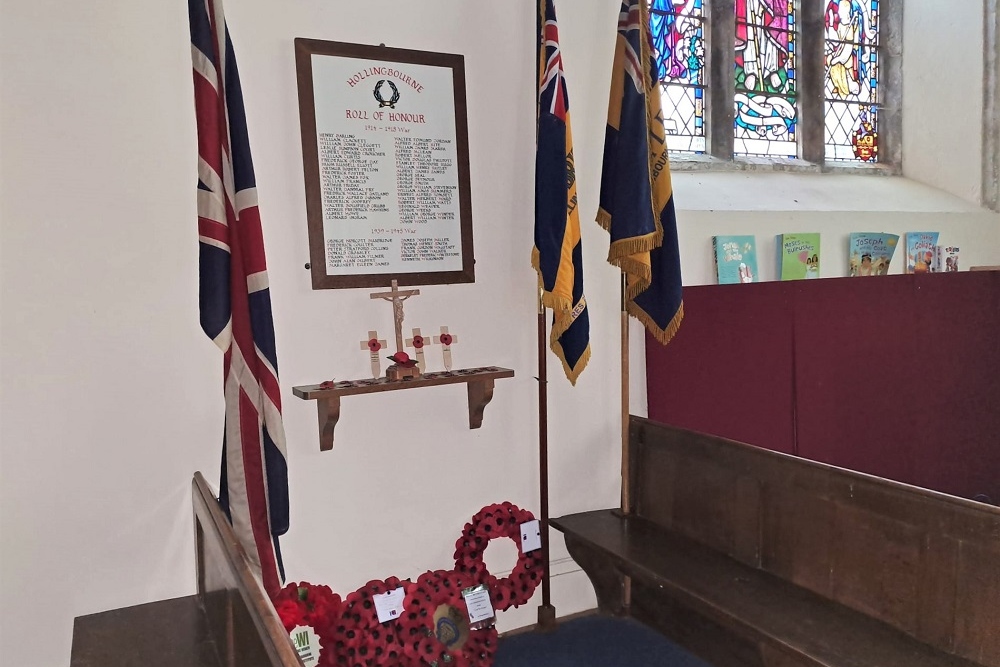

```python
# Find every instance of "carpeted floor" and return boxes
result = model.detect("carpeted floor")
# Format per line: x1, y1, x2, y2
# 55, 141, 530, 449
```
494, 615, 712, 667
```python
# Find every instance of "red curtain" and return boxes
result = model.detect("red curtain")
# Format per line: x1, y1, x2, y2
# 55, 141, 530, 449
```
646, 272, 1000, 501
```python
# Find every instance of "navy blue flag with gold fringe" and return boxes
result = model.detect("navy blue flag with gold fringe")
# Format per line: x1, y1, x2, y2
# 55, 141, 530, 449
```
597, 0, 683, 345
533, 0, 591, 384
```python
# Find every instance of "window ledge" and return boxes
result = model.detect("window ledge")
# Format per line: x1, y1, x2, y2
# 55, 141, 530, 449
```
671, 171, 987, 213
669, 154, 900, 176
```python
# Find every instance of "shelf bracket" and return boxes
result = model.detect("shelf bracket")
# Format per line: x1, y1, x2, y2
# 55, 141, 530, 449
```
467, 378, 496, 429
316, 396, 341, 451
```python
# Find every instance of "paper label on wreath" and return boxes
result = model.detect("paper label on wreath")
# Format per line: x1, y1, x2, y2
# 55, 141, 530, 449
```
289, 625, 320, 667
461, 584, 496, 625
373, 587, 406, 623
520, 519, 542, 553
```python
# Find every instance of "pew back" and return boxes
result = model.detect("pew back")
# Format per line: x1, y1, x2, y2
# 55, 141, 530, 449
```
192, 471, 302, 667
629, 417, 1000, 667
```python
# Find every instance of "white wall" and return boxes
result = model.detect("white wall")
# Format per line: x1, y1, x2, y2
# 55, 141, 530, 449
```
903, 0, 986, 203
2, 2, 999, 667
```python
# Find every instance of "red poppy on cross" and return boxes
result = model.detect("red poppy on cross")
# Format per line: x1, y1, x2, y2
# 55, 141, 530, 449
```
433, 326, 459, 371
359, 330, 387, 378
404, 328, 431, 372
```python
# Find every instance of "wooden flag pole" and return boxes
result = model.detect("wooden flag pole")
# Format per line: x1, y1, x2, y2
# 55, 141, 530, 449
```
620, 272, 633, 612
536, 288, 557, 631
620, 272, 632, 515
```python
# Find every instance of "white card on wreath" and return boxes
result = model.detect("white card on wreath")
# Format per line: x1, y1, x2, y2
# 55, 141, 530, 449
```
462, 585, 496, 624
520, 519, 542, 553
374, 587, 406, 624
290, 625, 320, 667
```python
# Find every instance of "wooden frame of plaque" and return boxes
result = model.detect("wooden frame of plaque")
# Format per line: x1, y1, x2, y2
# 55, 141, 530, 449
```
294, 38, 475, 289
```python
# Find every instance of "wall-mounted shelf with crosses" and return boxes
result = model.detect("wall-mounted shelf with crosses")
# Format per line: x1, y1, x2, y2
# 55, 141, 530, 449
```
292, 367, 514, 451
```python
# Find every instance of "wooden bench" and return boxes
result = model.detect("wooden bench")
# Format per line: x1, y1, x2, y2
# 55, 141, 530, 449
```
551, 417, 1000, 667
71, 472, 301, 666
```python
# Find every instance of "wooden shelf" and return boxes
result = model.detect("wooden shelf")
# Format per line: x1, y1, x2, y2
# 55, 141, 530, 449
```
292, 366, 514, 451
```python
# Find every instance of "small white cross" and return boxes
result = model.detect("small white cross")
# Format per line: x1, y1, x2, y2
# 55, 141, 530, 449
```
359, 330, 388, 378
404, 327, 431, 372
433, 326, 459, 371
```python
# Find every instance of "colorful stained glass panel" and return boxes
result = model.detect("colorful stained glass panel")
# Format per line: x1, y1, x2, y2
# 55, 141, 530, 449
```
824, 0, 880, 162
734, 0, 798, 157
650, 0, 707, 154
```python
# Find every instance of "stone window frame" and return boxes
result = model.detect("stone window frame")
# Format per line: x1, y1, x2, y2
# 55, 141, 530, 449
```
983, 0, 999, 211
668, 0, 903, 175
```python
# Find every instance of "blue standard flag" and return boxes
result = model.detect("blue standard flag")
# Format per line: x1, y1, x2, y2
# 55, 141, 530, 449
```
597, 0, 683, 345
533, 0, 591, 384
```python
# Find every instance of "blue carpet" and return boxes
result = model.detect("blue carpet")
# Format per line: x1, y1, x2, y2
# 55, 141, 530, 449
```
495, 616, 712, 667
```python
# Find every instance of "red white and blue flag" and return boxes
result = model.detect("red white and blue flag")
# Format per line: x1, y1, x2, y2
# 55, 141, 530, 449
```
189, 0, 288, 597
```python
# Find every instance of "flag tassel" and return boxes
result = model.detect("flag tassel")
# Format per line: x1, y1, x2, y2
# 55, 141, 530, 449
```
627, 300, 684, 347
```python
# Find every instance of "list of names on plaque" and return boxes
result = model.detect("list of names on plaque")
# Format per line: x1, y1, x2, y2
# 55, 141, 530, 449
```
310, 54, 465, 277
319, 133, 389, 223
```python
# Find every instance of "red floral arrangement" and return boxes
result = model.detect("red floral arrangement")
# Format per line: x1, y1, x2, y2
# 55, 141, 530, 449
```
387, 351, 417, 367
272, 581, 343, 665
399, 569, 498, 667
453, 503, 543, 611
330, 577, 410, 667
272, 502, 540, 667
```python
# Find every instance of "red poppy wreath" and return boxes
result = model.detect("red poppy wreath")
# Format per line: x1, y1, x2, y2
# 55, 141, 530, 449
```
328, 577, 410, 667
272, 581, 343, 665
453, 503, 543, 612
399, 569, 498, 667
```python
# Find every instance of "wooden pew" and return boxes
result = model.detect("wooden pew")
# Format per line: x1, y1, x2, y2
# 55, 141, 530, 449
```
71, 473, 300, 667
551, 417, 1000, 667
192, 471, 303, 667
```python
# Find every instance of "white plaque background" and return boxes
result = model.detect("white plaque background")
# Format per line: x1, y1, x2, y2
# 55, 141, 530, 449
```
310, 55, 463, 276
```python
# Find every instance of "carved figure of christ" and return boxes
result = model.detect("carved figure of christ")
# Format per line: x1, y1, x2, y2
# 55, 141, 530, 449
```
369, 279, 420, 353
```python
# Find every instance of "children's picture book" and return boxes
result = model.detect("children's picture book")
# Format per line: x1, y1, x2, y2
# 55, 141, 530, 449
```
933, 245, 960, 272
905, 232, 939, 273
777, 233, 821, 280
713, 235, 758, 284
848, 233, 899, 277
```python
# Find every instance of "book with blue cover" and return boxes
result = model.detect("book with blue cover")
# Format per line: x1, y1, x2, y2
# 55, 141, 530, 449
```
777, 233, 821, 280
848, 232, 899, 277
713, 235, 758, 284
905, 232, 939, 274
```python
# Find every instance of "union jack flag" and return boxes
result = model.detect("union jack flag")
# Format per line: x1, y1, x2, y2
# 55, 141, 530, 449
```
189, 0, 288, 597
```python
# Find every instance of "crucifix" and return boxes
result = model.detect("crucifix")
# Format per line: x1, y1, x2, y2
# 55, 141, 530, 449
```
369, 279, 420, 354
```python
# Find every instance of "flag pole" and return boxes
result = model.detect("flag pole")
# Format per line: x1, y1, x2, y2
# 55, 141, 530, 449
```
620, 272, 632, 515
536, 288, 557, 630
620, 272, 633, 611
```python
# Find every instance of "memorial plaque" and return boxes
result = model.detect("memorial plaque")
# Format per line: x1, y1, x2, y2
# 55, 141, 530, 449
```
295, 39, 475, 289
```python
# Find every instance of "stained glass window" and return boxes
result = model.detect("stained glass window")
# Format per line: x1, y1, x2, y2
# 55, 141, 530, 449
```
650, 0, 707, 154
734, 0, 798, 158
824, 0, 879, 162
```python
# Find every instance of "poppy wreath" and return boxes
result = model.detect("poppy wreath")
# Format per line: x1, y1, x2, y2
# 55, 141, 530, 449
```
452, 503, 543, 612
271, 582, 343, 665
399, 569, 498, 667
329, 577, 410, 667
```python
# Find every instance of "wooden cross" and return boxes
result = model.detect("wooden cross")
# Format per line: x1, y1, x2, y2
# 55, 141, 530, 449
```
359, 330, 387, 378
369, 279, 420, 353
433, 326, 459, 371
405, 328, 431, 372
